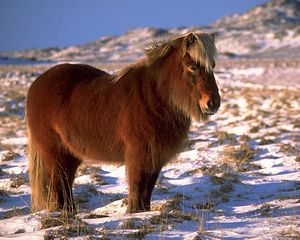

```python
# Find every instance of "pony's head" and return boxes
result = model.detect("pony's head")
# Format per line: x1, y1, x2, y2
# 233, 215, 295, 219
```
145, 32, 221, 121
179, 32, 220, 120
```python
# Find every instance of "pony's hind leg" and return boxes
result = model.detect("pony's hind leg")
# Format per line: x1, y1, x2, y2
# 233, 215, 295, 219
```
54, 153, 81, 212
33, 143, 81, 212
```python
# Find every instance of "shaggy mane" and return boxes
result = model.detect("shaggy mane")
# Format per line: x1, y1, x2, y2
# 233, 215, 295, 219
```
112, 32, 217, 83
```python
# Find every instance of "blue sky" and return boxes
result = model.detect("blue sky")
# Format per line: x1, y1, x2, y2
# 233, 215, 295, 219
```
0, 0, 269, 52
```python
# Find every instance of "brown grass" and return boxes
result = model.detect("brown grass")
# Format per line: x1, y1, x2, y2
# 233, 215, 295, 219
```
1, 149, 20, 162
209, 131, 238, 147
279, 226, 300, 239
121, 219, 155, 238
259, 137, 275, 145
3, 207, 29, 219
10, 175, 28, 188
75, 184, 100, 205
280, 144, 299, 156
42, 212, 94, 239
222, 143, 259, 172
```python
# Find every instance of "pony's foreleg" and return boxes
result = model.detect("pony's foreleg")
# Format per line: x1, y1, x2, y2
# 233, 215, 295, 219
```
125, 147, 161, 213
126, 169, 160, 213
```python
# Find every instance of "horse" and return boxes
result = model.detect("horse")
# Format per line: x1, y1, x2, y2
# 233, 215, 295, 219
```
26, 32, 221, 214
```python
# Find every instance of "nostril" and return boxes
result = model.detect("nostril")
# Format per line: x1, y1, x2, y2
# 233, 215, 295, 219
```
207, 100, 215, 109
207, 99, 220, 110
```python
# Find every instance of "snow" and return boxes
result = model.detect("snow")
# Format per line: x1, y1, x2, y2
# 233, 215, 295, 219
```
0, 59, 300, 239
230, 67, 265, 77
1, 137, 27, 146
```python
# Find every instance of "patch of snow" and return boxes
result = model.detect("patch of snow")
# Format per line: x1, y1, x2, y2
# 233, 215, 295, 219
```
1, 137, 27, 146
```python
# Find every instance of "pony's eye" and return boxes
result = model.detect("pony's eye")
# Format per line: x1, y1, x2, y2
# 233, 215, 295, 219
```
188, 65, 197, 72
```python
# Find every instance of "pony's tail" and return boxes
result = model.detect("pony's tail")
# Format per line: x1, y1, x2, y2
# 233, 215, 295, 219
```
28, 130, 50, 212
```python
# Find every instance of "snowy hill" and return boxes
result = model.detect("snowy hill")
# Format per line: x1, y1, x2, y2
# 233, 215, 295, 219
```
213, 0, 300, 28
213, 0, 300, 58
1, 0, 300, 64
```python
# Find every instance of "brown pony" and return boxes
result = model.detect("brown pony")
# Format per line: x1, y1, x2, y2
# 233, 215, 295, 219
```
26, 32, 220, 213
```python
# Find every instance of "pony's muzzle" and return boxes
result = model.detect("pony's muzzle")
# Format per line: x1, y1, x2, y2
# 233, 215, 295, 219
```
203, 97, 220, 115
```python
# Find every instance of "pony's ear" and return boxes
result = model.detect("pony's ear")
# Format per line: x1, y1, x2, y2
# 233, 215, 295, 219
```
186, 33, 196, 46
209, 33, 215, 42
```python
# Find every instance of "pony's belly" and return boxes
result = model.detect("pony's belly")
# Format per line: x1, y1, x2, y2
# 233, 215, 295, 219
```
53, 120, 124, 164
82, 149, 124, 165
64, 136, 125, 165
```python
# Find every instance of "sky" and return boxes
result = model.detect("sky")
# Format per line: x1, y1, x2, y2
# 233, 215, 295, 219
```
0, 0, 269, 52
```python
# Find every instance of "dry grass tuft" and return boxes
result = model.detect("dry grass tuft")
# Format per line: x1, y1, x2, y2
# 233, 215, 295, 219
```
0, 189, 9, 197
222, 143, 259, 172
209, 131, 238, 147
193, 202, 215, 210
14, 228, 26, 234
239, 134, 252, 142
249, 126, 260, 133
279, 225, 300, 239
3, 207, 29, 219
259, 137, 275, 145
258, 203, 277, 217
10, 174, 28, 188
42, 213, 94, 239
120, 219, 155, 238
280, 144, 299, 156
150, 193, 196, 233
1, 149, 21, 162
155, 179, 173, 194
90, 169, 108, 185
41, 216, 65, 229
160, 194, 184, 214
75, 184, 100, 205
0, 168, 6, 176
0, 189, 9, 204
76, 165, 108, 185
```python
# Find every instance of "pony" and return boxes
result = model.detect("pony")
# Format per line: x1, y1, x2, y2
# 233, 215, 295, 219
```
26, 32, 220, 213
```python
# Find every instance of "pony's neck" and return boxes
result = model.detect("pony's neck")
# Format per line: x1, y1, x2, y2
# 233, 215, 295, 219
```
139, 51, 187, 118
151, 50, 196, 122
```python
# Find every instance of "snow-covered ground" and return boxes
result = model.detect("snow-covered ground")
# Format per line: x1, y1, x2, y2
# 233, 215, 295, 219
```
0, 61, 299, 239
